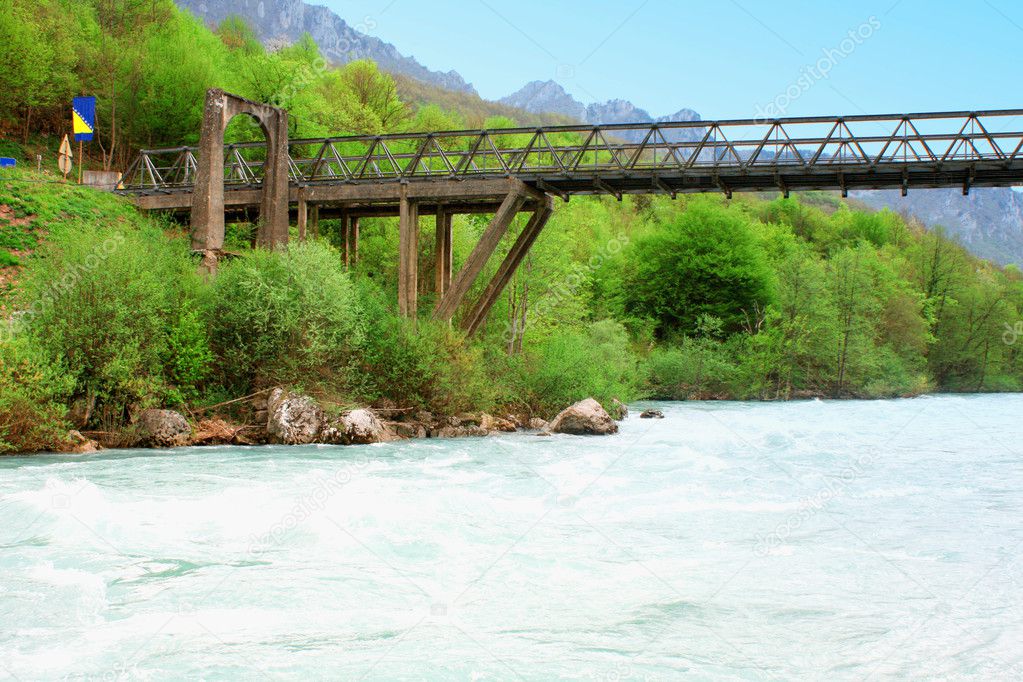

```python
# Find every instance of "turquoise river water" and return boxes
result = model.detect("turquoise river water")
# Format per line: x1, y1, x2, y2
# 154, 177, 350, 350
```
1, 395, 1022, 680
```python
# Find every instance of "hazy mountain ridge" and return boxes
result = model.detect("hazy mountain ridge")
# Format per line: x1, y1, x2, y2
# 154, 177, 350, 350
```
852, 188, 1023, 267
175, 0, 476, 94
500, 81, 702, 137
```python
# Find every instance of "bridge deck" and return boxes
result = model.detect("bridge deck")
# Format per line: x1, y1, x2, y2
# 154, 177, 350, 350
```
122, 109, 1023, 208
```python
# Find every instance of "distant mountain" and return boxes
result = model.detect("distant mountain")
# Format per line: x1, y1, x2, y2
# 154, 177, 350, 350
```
175, 0, 476, 94
500, 80, 703, 142
852, 188, 1023, 267
498, 81, 585, 121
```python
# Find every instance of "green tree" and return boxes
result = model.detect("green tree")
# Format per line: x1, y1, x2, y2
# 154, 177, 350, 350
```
622, 199, 775, 337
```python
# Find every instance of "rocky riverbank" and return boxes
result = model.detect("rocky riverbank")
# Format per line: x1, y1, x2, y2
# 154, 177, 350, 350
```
59, 391, 628, 455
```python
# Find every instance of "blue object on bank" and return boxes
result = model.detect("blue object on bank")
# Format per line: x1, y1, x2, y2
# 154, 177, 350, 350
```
0, 158, 15, 168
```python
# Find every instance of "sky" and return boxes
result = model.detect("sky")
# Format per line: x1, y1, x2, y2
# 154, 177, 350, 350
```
320, 0, 1023, 120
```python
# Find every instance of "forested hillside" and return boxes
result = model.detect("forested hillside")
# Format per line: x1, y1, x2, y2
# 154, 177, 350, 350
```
1, 0, 1022, 454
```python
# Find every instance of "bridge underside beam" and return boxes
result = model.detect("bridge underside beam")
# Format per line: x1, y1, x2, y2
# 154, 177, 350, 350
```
462, 196, 555, 337
132, 165, 1022, 215
434, 188, 529, 324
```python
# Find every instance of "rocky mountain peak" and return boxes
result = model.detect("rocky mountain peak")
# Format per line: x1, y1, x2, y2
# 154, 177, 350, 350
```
498, 81, 586, 121
175, 0, 477, 94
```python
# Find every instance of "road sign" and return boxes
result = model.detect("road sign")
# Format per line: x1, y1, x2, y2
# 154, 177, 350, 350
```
73, 96, 95, 142
59, 135, 73, 178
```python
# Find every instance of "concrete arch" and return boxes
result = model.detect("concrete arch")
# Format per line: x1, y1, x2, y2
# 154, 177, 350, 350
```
190, 89, 290, 252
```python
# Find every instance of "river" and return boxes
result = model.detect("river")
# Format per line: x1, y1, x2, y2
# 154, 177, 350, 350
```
2, 395, 1022, 680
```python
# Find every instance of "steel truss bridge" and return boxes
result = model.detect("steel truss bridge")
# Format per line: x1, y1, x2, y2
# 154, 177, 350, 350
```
119, 106, 1023, 335
123, 109, 1023, 200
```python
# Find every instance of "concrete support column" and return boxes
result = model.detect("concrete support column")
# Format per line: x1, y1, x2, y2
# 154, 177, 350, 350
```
190, 90, 227, 252
256, 108, 291, 248
297, 194, 308, 241
435, 209, 453, 296
350, 216, 360, 265
343, 215, 360, 268
398, 188, 419, 318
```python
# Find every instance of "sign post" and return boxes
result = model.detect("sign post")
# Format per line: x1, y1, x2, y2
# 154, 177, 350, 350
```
58, 135, 73, 179
72, 96, 96, 184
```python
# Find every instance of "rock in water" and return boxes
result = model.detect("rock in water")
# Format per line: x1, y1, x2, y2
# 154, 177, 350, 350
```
527, 417, 549, 431
640, 409, 665, 419
340, 409, 395, 444
65, 430, 101, 454
136, 409, 191, 447
609, 399, 629, 420
431, 425, 489, 439
480, 413, 517, 433
548, 399, 619, 436
266, 389, 324, 445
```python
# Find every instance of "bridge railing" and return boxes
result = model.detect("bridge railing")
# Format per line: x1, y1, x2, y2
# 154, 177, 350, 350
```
120, 110, 1023, 193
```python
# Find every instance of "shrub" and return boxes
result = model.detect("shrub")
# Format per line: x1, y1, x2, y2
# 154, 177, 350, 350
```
205, 241, 364, 392
0, 337, 74, 454
515, 320, 642, 417
645, 338, 738, 400
350, 277, 500, 413
18, 222, 202, 423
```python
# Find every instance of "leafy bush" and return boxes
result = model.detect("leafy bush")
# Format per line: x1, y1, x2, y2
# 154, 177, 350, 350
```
0, 337, 73, 453
18, 223, 202, 423
163, 308, 214, 405
204, 241, 364, 392
515, 320, 642, 417
646, 338, 738, 400
350, 277, 501, 412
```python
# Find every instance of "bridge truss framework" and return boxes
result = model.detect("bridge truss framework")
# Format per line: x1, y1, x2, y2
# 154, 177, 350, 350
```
119, 106, 1023, 334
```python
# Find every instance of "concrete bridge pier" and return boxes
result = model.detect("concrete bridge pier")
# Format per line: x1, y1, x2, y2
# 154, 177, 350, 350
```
190, 89, 290, 257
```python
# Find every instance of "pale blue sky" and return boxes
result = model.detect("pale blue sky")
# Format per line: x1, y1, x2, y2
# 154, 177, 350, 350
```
321, 0, 1023, 120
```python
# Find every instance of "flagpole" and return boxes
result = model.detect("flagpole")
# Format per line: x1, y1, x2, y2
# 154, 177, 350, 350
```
78, 140, 83, 184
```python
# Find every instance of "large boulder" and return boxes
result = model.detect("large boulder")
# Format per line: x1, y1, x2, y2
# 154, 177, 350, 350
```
336, 409, 396, 445
548, 399, 619, 436
266, 389, 324, 445
136, 409, 191, 447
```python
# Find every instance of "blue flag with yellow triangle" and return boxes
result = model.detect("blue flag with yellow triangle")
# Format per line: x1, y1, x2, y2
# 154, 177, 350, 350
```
72, 96, 95, 142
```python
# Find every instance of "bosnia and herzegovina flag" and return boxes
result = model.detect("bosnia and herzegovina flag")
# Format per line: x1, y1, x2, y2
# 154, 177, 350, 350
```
72, 96, 95, 142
